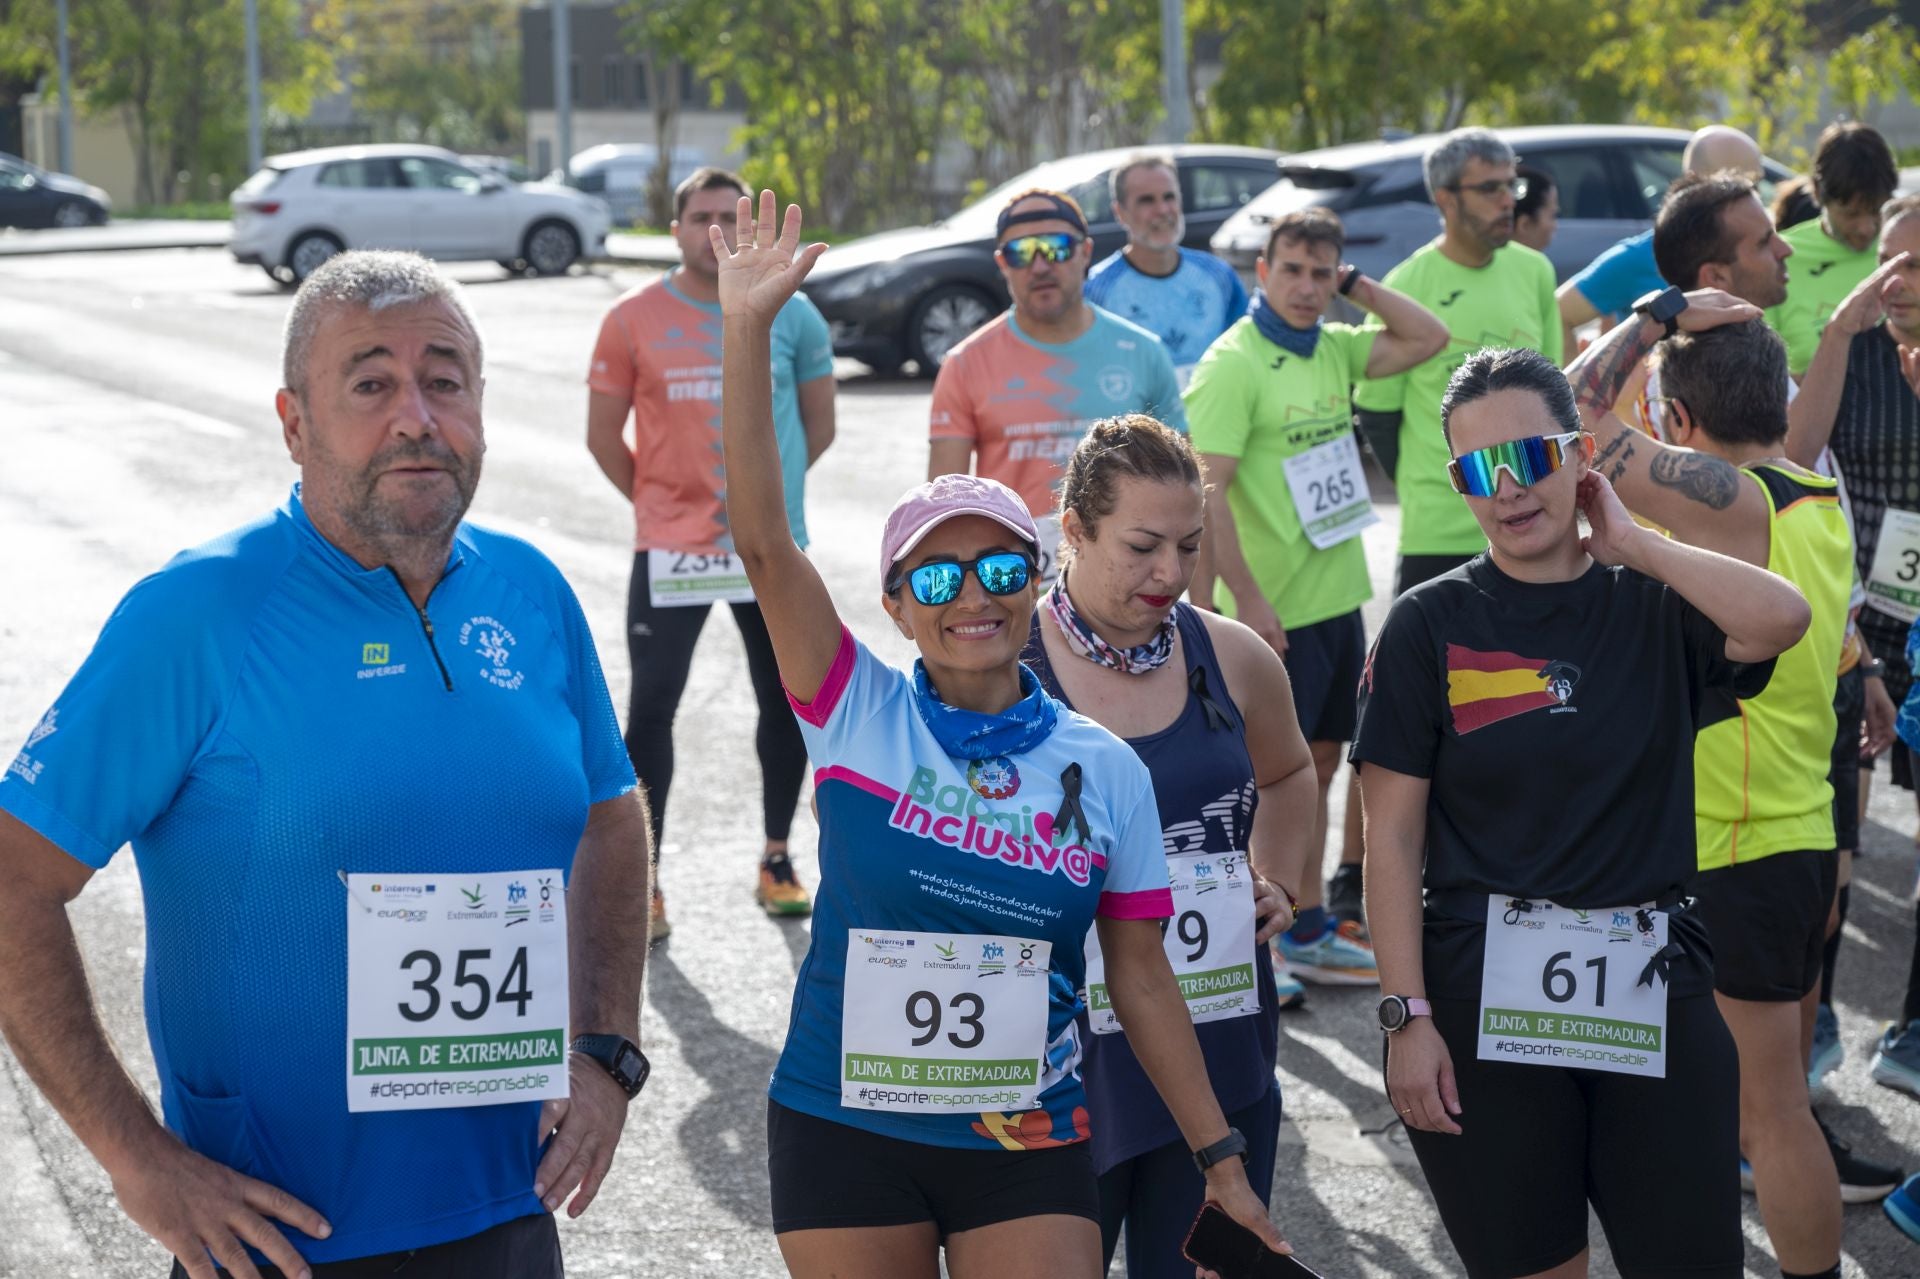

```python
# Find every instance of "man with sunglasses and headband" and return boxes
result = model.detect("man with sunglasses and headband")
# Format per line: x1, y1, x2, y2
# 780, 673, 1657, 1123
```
930, 190, 1186, 583
1353, 128, 1563, 597
1568, 294, 1868, 1279
1358, 346, 1808, 1279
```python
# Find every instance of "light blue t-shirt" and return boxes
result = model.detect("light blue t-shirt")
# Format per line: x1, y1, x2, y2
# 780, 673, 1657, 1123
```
1, 491, 635, 1263
770, 630, 1172, 1149
1085, 247, 1249, 377
1566, 230, 1666, 321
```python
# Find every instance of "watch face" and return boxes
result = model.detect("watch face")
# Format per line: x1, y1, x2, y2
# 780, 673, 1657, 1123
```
615, 1045, 644, 1083
1378, 997, 1407, 1031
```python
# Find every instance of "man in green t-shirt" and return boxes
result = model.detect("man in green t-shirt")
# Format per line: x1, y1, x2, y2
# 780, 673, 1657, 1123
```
1766, 121, 1899, 378
1354, 128, 1563, 594
1187, 208, 1446, 986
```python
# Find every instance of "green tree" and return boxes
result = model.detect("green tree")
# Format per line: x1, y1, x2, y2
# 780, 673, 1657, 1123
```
346, 0, 522, 154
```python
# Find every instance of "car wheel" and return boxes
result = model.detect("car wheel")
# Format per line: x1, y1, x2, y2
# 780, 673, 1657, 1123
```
51, 200, 94, 229
286, 231, 345, 284
907, 285, 997, 372
523, 220, 581, 276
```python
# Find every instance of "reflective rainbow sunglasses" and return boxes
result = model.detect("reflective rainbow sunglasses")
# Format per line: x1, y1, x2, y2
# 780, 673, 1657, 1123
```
1445, 430, 1592, 498
998, 232, 1083, 269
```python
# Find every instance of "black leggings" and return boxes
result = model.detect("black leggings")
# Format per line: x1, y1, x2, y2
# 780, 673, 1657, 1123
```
625, 555, 807, 859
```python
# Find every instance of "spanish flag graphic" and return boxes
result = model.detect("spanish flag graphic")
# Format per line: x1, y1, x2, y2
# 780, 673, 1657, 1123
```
1446, 644, 1568, 734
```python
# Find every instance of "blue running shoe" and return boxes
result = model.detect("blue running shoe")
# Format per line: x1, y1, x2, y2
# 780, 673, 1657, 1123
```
1872, 1020, 1920, 1099
1278, 919, 1379, 986
1885, 1172, 1920, 1242
1270, 947, 1307, 1010
1809, 1002, 1843, 1094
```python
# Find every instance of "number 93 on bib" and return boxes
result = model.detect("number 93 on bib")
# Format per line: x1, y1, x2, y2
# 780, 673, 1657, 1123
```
1477, 898, 1669, 1079
1083, 851, 1261, 1034
345, 869, 570, 1113
841, 930, 1053, 1115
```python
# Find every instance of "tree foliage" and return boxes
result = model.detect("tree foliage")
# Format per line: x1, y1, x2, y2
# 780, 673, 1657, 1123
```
345, 0, 522, 155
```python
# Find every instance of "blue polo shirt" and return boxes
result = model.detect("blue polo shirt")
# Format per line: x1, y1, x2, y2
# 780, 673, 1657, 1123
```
0, 489, 635, 1263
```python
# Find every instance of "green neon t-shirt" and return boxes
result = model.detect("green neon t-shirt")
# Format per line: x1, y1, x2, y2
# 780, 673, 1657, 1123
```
1765, 219, 1879, 378
1354, 242, 1562, 556
1186, 316, 1378, 628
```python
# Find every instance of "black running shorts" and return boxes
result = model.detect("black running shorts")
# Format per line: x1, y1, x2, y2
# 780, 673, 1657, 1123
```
1689, 847, 1839, 1002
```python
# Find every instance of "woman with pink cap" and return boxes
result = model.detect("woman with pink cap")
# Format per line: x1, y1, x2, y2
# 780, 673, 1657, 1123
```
712, 189, 1292, 1277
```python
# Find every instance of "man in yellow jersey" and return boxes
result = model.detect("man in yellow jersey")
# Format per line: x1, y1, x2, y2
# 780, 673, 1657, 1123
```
1353, 128, 1562, 597
1766, 122, 1900, 378
1569, 293, 1864, 1279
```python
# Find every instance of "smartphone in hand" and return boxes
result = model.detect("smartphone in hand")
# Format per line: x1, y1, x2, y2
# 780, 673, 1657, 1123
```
1182, 1202, 1326, 1279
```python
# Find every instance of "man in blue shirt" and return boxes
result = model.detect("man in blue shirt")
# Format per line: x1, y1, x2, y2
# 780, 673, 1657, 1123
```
1556, 125, 1764, 354
1085, 152, 1248, 387
0, 252, 651, 1278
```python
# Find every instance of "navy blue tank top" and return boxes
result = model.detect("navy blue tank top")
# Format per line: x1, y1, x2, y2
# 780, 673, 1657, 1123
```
1023, 603, 1279, 1174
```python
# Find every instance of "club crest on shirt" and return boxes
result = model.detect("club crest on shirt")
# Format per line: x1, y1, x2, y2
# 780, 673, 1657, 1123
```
1444, 644, 1582, 734
459, 615, 524, 691
1097, 366, 1134, 401
967, 755, 1021, 800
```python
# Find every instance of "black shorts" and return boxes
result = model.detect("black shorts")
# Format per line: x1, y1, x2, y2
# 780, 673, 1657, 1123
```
767, 1098, 1100, 1236
1688, 847, 1839, 1002
1394, 553, 1477, 598
1831, 665, 1864, 852
1284, 608, 1366, 744
170, 1214, 561, 1279
1399, 992, 1741, 1279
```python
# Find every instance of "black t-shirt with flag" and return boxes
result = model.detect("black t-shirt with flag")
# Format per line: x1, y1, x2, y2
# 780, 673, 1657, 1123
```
1352, 553, 1773, 931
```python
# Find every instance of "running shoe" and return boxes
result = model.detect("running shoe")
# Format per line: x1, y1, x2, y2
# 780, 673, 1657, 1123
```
1871, 1019, 1920, 1098
756, 853, 813, 917
1808, 1002, 1843, 1094
1278, 919, 1378, 986
1886, 1172, 1920, 1243
1818, 1115, 1904, 1203
1270, 948, 1307, 1010
1327, 863, 1366, 930
649, 887, 672, 943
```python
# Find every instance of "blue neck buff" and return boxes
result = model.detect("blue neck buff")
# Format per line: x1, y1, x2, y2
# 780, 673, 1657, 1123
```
912, 660, 1060, 760
1250, 291, 1322, 359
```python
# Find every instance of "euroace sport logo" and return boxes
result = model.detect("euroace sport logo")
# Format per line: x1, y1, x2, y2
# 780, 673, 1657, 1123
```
459, 615, 524, 690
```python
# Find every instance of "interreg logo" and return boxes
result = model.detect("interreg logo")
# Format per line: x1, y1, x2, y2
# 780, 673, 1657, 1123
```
459, 615, 525, 691
890, 767, 1097, 885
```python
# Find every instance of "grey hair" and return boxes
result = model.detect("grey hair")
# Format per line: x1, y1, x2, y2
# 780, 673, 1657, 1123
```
1109, 151, 1177, 206
281, 250, 483, 393
1424, 128, 1516, 200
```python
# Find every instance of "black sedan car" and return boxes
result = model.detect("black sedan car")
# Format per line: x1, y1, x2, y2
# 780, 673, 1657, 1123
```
0, 152, 111, 228
803, 144, 1282, 374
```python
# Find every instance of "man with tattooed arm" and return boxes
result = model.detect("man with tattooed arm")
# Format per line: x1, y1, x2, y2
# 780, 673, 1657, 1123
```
1565, 277, 1870, 1279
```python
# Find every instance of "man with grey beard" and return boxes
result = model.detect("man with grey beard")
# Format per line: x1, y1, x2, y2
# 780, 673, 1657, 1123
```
0, 251, 652, 1279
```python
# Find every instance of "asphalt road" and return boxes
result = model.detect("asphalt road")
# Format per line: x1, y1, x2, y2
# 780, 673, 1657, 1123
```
3, 247, 1919, 1277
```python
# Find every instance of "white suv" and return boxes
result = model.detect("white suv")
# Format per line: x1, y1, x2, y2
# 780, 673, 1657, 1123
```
230, 144, 612, 285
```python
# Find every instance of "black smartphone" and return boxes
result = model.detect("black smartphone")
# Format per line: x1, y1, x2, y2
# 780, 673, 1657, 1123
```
1182, 1202, 1327, 1279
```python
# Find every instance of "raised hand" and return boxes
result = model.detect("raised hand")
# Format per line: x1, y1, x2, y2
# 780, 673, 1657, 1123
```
1675, 287, 1763, 333
1828, 252, 1910, 338
709, 189, 828, 325
1899, 340, 1920, 404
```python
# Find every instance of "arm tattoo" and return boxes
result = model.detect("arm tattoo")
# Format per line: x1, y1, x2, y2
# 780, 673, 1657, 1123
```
1592, 430, 1636, 483
1565, 318, 1661, 413
1649, 451, 1740, 510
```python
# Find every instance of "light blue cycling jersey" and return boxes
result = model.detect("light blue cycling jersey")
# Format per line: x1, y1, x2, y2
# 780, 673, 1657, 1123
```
0, 489, 635, 1263
1084, 247, 1249, 376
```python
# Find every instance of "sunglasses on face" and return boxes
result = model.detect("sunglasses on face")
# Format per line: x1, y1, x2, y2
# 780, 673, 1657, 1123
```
890, 551, 1034, 606
1449, 177, 1529, 200
998, 232, 1083, 269
1446, 430, 1590, 498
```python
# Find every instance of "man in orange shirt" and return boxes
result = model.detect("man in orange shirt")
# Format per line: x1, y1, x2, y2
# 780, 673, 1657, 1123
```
586, 167, 837, 939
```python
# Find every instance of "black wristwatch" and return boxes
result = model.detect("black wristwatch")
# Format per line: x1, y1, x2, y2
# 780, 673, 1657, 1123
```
1338, 264, 1363, 296
1863, 657, 1888, 680
1632, 285, 1689, 339
1191, 1127, 1250, 1173
570, 1034, 650, 1099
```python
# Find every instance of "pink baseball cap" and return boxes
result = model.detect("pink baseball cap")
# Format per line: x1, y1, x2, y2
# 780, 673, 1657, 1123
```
879, 474, 1040, 590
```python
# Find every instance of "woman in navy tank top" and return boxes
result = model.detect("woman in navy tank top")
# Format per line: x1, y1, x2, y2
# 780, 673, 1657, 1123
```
1022, 415, 1320, 1278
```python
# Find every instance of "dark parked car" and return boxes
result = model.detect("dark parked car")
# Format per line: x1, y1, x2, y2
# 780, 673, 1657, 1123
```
1210, 125, 1791, 287
0, 152, 111, 229
802, 144, 1283, 374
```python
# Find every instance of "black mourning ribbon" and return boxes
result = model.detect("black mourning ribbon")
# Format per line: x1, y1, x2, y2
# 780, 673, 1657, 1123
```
1635, 907, 1681, 989
1054, 762, 1091, 845
1189, 666, 1231, 732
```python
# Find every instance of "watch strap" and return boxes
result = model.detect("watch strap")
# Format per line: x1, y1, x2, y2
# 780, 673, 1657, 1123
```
570, 1033, 649, 1098
1632, 285, 1688, 339
1338, 265, 1362, 296
1191, 1126, 1250, 1173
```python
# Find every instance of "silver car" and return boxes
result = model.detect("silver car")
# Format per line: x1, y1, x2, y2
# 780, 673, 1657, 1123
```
1212, 125, 1793, 285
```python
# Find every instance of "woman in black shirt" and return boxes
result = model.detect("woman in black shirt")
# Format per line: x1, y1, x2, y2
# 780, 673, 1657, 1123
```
1353, 348, 1808, 1279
